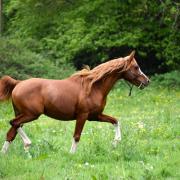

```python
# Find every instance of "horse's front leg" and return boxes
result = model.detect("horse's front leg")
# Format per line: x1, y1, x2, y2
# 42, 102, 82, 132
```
70, 113, 88, 154
97, 114, 121, 145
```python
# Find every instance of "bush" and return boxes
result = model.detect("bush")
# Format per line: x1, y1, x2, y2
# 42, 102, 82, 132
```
3, 0, 180, 74
0, 38, 75, 80
152, 71, 180, 88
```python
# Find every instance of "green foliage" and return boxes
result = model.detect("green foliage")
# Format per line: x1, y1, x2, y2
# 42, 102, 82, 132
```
0, 37, 75, 79
2, 0, 180, 73
0, 81, 179, 179
152, 71, 180, 88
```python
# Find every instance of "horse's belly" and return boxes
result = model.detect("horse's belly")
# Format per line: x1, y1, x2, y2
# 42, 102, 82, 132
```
44, 104, 76, 120
43, 91, 77, 120
45, 112, 74, 121
43, 83, 79, 120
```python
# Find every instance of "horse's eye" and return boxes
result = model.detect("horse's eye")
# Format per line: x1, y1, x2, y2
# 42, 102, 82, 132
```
135, 66, 139, 70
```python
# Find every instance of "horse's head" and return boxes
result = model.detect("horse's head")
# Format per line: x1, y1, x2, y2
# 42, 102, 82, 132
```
122, 51, 150, 89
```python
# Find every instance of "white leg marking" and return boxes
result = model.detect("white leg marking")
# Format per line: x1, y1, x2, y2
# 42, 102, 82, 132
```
17, 127, 31, 150
113, 122, 121, 147
1, 141, 10, 154
114, 122, 121, 141
17, 128, 32, 158
70, 138, 78, 154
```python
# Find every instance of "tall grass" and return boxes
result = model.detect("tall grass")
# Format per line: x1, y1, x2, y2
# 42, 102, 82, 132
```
0, 81, 179, 179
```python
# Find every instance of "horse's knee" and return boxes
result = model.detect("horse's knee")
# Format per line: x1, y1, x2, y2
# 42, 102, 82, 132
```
9, 120, 20, 128
9, 120, 13, 126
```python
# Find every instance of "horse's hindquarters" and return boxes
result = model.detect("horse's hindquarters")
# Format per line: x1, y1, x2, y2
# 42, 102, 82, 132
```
12, 79, 44, 115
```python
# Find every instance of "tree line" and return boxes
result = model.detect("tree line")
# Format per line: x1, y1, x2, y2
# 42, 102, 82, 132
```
0, 0, 179, 79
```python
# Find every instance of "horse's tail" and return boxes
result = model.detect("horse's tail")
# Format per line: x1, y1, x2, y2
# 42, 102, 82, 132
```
0, 76, 20, 101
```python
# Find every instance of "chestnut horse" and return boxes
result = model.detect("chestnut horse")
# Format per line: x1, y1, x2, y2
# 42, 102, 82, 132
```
0, 51, 149, 154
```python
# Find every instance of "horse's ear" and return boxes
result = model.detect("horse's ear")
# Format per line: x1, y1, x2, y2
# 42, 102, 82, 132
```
129, 50, 135, 61
128, 50, 135, 63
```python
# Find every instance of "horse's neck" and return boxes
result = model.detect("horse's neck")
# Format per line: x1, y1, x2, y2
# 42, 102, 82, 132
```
95, 75, 119, 97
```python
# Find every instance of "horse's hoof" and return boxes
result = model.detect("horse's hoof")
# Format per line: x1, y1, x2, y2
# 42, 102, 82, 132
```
112, 138, 121, 148
115, 137, 121, 142
1, 141, 10, 154
1, 150, 7, 154
70, 149, 76, 154
112, 140, 118, 148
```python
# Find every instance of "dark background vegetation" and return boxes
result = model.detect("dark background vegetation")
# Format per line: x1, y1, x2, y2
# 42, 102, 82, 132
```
0, 0, 179, 80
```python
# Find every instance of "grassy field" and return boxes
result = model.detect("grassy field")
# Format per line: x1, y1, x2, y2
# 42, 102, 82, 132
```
0, 82, 179, 180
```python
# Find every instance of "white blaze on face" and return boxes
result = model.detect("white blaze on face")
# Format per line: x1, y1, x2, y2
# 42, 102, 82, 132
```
139, 67, 144, 75
138, 67, 149, 80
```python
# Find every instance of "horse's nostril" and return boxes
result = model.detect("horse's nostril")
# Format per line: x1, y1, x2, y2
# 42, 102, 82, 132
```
147, 79, 150, 84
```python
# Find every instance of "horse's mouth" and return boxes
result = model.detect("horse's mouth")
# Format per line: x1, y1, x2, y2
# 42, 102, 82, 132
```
138, 82, 146, 89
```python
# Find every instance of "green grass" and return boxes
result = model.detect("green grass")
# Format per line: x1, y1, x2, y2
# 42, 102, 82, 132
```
0, 82, 179, 180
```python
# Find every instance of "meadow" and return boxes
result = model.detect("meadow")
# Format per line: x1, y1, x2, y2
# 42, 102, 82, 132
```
0, 80, 179, 180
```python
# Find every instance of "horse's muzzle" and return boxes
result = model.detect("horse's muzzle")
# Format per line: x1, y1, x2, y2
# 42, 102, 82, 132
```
139, 79, 150, 89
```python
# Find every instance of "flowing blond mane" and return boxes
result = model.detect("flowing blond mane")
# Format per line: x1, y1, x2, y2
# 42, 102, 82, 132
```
72, 57, 129, 93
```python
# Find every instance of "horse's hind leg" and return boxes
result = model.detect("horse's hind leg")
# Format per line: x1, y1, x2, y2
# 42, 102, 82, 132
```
12, 103, 32, 152
1, 114, 22, 154
17, 127, 32, 152
1, 114, 38, 154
